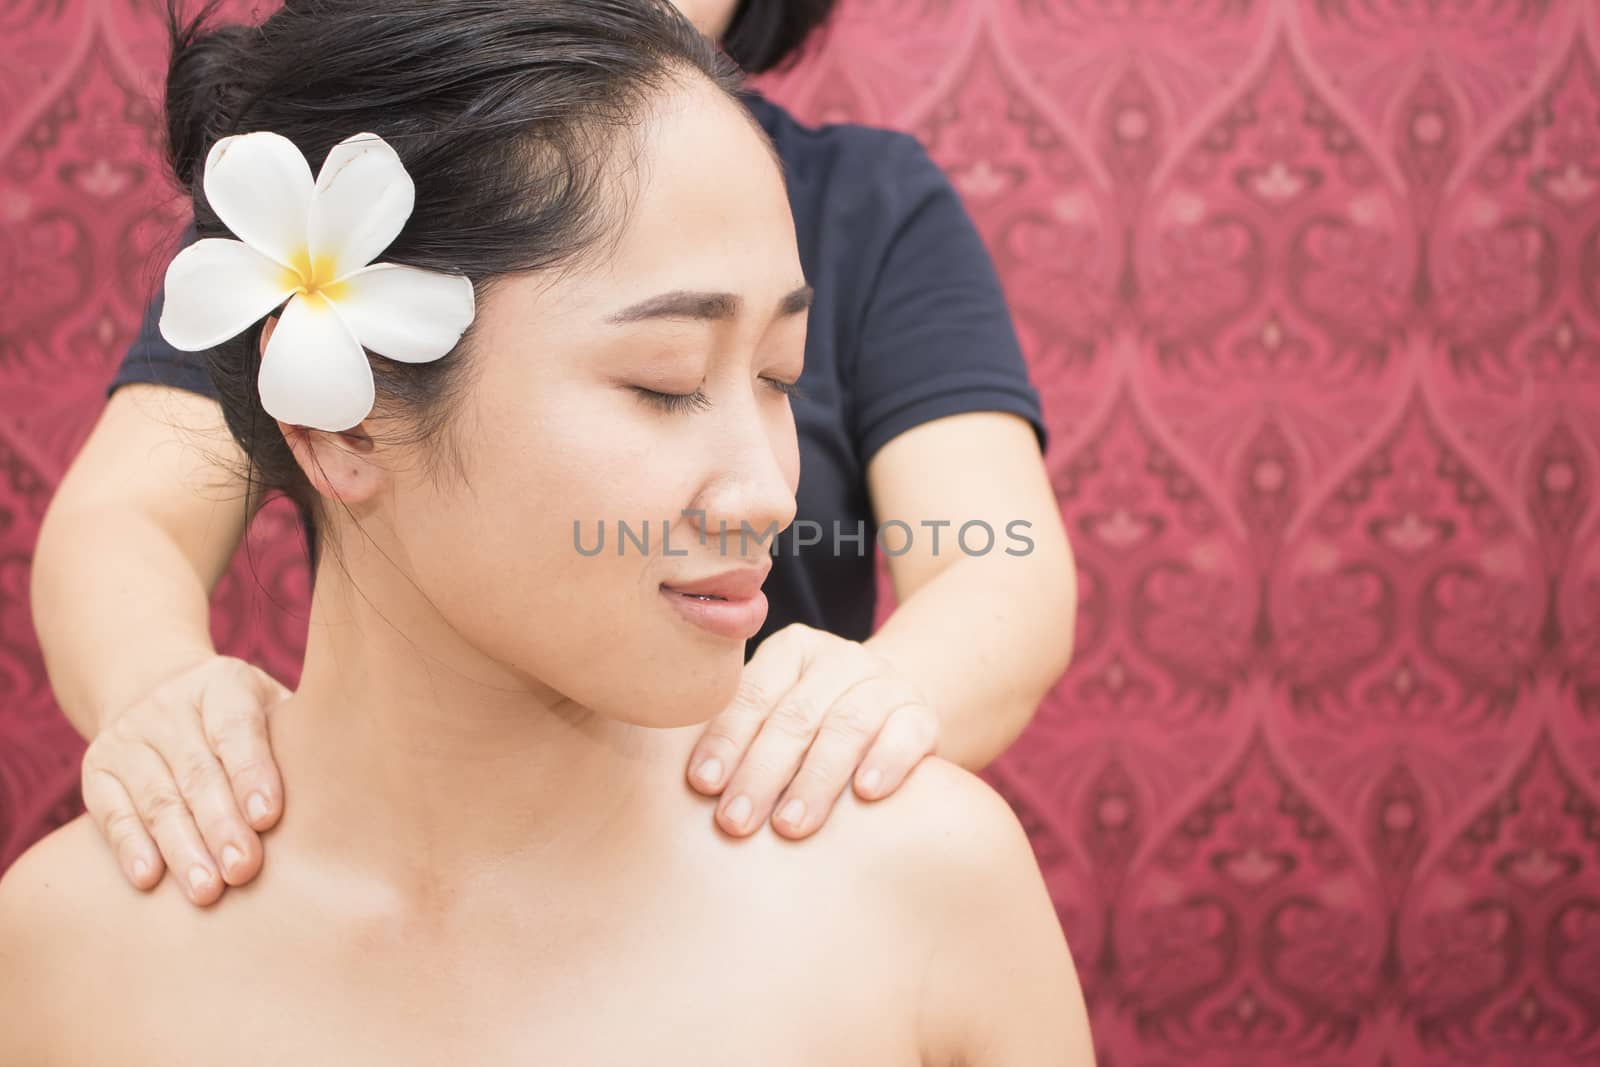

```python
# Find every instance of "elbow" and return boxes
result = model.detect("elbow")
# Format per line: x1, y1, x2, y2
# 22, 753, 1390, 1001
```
998, 529, 1076, 748
1042, 558, 1078, 688
28, 477, 109, 645
1022, 521, 1079, 696
29, 490, 76, 651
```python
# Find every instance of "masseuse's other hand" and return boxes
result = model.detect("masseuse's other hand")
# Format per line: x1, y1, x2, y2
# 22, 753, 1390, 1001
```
80, 655, 289, 906
688, 623, 940, 839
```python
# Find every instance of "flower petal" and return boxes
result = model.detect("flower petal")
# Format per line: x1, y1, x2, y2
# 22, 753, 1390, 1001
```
203, 132, 315, 269
330, 264, 476, 363
159, 238, 299, 351
258, 292, 375, 432
308, 133, 415, 281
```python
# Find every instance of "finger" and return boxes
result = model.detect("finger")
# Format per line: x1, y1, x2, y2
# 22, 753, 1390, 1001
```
113, 736, 226, 906
769, 677, 906, 839
201, 664, 286, 833
687, 630, 809, 796
157, 691, 265, 888
853, 701, 942, 801
81, 762, 163, 890
716, 663, 862, 837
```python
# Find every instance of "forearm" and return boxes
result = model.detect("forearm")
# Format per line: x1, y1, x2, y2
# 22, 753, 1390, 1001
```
31, 504, 218, 740
864, 548, 1077, 772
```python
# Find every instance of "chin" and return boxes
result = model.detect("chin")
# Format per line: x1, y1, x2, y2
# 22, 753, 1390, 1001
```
653, 655, 745, 729
579, 646, 741, 730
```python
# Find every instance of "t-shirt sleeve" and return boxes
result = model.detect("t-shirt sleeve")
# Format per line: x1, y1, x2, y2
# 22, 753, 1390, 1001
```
848, 134, 1048, 467
107, 225, 218, 401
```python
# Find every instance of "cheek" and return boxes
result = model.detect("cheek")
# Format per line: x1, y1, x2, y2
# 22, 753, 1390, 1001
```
396, 390, 738, 723
448, 392, 644, 596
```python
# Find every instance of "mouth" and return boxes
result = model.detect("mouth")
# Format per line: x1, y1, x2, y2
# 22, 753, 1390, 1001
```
659, 583, 769, 640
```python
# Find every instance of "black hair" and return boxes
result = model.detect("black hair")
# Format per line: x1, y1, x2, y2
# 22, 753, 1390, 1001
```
721, 0, 839, 74
162, 0, 745, 548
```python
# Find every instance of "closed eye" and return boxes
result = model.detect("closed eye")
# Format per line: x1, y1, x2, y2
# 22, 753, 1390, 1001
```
763, 376, 806, 401
633, 387, 712, 413
634, 378, 804, 412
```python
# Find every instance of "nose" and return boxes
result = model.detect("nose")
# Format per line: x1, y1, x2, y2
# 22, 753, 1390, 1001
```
687, 395, 798, 562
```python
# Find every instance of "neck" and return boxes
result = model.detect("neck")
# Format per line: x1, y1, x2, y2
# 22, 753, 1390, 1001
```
268, 559, 704, 891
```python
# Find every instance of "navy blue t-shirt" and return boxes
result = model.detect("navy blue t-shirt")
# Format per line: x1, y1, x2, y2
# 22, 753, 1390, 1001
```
110, 90, 1048, 658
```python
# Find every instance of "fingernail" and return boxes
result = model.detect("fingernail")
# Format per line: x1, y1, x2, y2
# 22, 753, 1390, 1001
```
246, 793, 270, 824
779, 798, 806, 828
694, 758, 723, 787
187, 865, 214, 898
860, 767, 883, 796
724, 794, 752, 830
131, 857, 152, 883
221, 844, 244, 879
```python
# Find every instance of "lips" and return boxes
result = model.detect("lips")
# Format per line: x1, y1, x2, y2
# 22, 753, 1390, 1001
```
660, 562, 772, 601
660, 562, 773, 641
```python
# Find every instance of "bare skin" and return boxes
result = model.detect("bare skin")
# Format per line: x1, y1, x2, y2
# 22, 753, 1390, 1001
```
2, 64, 1092, 1066
2, 738, 1086, 1065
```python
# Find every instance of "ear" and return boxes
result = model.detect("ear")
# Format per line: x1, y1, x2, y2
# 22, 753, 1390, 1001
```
260, 315, 384, 505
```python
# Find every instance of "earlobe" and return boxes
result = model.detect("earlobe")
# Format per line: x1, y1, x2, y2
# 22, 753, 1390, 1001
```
264, 316, 384, 503
280, 422, 385, 504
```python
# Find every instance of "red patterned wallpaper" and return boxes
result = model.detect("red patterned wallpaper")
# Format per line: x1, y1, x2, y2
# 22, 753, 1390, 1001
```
5, 1, 1600, 1064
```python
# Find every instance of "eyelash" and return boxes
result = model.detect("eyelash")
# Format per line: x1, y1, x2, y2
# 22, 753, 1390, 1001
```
634, 377, 805, 413
766, 376, 806, 401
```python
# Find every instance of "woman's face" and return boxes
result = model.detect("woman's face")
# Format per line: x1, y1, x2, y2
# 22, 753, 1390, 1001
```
365, 76, 806, 727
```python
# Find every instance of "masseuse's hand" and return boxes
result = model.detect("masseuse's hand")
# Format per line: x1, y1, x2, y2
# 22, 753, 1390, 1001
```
687, 623, 941, 839
80, 655, 289, 905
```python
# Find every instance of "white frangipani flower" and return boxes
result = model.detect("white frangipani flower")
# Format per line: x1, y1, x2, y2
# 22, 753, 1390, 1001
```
159, 131, 476, 432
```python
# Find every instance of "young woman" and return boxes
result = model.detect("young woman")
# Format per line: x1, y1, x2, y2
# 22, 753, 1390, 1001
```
2, 3, 1091, 1062
28, 0, 1075, 903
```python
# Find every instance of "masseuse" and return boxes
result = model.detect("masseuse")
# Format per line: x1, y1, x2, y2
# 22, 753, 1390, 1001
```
30, 0, 1077, 904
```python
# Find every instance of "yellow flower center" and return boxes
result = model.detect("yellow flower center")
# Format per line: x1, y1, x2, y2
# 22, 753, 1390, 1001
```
285, 250, 348, 303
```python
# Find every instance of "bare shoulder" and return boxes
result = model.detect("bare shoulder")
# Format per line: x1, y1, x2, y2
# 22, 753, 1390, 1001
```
864, 755, 1030, 858
0, 816, 178, 1064
0, 818, 106, 1063
0, 813, 155, 965
843, 756, 1097, 1067
836, 755, 1046, 909
1, 815, 116, 957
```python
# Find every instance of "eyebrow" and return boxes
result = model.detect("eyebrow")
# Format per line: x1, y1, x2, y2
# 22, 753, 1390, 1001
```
604, 285, 814, 324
